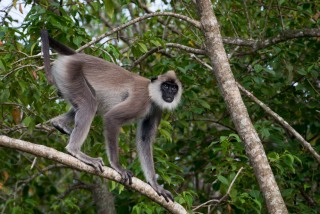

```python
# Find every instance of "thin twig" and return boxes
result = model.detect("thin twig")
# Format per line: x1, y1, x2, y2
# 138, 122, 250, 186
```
2, 64, 38, 79
276, 0, 285, 31
243, 0, 252, 38
130, 43, 205, 70
137, 0, 184, 36
57, 182, 94, 199
193, 167, 244, 211
226, 167, 244, 194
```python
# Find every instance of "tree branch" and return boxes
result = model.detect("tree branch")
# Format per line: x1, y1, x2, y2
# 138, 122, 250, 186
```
130, 43, 205, 70
222, 28, 320, 51
77, 12, 201, 52
136, 0, 183, 36
33, 27, 319, 74
236, 83, 320, 164
0, 135, 187, 214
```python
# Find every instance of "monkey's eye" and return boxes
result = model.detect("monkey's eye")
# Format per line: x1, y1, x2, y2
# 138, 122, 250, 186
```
162, 83, 169, 90
172, 86, 178, 92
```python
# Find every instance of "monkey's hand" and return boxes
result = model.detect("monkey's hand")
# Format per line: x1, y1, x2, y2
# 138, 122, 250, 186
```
148, 182, 174, 202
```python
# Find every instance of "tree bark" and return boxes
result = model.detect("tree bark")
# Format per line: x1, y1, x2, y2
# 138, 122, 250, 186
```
92, 179, 116, 214
196, 1, 288, 213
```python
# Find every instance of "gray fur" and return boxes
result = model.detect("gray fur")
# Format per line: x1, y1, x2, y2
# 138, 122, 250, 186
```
41, 31, 182, 202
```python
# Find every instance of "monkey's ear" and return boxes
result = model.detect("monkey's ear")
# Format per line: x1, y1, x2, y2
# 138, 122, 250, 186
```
150, 77, 158, 82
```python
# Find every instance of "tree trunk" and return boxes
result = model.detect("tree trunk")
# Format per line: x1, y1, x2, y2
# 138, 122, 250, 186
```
196, 1, 288, 213
92, 179, 116, 214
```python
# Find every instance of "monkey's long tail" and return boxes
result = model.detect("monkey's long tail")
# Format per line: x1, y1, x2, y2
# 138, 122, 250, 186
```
40, 29, 54, 84
40, 30, 77, 84
47, 35, 76, 56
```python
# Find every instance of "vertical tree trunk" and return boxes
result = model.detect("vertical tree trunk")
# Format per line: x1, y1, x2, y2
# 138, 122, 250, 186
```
196, 1, 288, 213
92, 179, 116, 214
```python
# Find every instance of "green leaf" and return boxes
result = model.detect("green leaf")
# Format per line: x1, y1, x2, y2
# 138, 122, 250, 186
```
0, 89, 10, 101
22, 116, 32, 126
30, 42, 37, 55
229, 134, 241, 142
217, 174, 229, 186
220, 136, 228, 142
260, 127, 270, 138
138, 42, 148, 53
297, 68, 307, 75
254, 64, 263, 72
249, 190, 260, 199
159, 129, 172, 142
0, 59, 6, 71
282, 188, 294, 197
268, 152, 279, 162
198, 99, 211, 109
150, 39, 162, 47
253, 198, 262, 210
104, 0, 114, 18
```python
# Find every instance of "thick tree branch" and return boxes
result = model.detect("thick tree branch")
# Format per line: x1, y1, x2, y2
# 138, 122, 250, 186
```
0, 135, 187, 214
222, 28, 320, 51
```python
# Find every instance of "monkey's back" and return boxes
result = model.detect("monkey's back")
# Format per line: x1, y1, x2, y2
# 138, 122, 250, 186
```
52, 53, 151, 115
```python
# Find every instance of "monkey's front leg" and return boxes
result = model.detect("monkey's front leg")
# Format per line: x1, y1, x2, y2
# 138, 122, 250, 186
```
136, 115, 174, 202
137, 137, 174, 202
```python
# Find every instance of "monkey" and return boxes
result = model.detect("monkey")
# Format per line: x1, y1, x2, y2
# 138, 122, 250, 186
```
40, 30, 182, 202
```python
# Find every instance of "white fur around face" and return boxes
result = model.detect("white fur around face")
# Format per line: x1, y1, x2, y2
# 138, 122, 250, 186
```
148, 79, 182, 111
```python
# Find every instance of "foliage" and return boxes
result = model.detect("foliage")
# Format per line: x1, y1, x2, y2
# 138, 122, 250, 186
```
1, 0, 319, 213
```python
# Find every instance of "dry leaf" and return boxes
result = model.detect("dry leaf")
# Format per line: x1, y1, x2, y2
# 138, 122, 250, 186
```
19, 3, 23, 14
3, 171, 9, 182
12, 106, 21, 124
32, 71, 38, 80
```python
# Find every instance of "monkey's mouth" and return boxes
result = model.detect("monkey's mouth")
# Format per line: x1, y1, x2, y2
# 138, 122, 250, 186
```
163, 96, 174, 103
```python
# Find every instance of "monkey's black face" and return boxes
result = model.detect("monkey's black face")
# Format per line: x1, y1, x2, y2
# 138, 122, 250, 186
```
161, 81, 178, 103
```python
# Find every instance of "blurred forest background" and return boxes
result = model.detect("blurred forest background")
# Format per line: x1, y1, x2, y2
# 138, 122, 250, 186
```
0, 0, 319, 213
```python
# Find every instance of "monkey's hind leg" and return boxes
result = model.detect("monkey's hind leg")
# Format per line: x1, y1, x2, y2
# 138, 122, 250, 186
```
51, 108, 75, 135
65, 102, 105, 172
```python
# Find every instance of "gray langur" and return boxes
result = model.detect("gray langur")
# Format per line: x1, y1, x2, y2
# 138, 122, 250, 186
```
40, 30, 182, 202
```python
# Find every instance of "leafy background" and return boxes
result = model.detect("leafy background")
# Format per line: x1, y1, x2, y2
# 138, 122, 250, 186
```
0, 0, 319, 213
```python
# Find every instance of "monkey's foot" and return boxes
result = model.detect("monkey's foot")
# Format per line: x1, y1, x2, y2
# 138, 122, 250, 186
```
65, 147, 104, 172
113, 167, 133, 185
51, 117, 73, 135
149, 182, 174, 203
